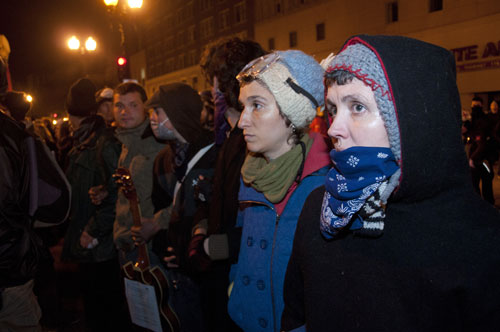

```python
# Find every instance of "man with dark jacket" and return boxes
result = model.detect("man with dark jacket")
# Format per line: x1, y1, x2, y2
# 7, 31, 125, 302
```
467, 97, 497, 204
146, 82, 217, 332
0, 57, 70, 331
61, 78, 123, 331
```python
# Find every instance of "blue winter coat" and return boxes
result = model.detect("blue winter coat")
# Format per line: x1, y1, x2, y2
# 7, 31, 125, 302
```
228, 166, 329, 332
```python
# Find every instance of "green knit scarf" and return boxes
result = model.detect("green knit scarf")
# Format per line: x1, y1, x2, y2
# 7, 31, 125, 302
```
241, 135, 312, 203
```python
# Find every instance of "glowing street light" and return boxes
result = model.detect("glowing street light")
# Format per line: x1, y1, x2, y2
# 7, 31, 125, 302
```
67, 36, 97, 53
104, 0, 142, 9
85, 37, 97, 52
103, 0, 119, 6
127, 0, 143, 9
67, 36, 80, 50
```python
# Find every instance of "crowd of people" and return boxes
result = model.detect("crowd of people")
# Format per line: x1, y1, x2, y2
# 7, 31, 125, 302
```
1, 34, 500, 332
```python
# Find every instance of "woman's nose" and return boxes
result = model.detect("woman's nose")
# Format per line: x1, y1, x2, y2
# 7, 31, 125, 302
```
327, 112, 348, 140
238, 108, 250, 129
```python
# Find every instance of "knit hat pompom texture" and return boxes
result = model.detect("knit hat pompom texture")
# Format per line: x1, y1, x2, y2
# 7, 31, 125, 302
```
327, 43, 401, 161
256, 50, 324, 129
66, 78, 97, 117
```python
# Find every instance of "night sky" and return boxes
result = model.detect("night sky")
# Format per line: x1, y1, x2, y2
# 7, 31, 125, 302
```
1, 0, 118, 116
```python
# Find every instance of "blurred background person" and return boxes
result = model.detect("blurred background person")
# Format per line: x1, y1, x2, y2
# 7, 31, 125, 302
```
60, 78, 123, 332
95, 87, 115, 127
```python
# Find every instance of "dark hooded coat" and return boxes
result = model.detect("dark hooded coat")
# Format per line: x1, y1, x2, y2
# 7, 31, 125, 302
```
281, 35, 500, 332
150, 83, 217, 272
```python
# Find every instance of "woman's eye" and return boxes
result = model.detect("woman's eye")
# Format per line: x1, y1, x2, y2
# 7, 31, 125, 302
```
253, 102, 263, 110
327, 105, 337, 117
352, 103, 366, 113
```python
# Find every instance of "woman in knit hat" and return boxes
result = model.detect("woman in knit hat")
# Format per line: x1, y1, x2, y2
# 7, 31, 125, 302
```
227, 50, 331, 332
281, 35, 500, 332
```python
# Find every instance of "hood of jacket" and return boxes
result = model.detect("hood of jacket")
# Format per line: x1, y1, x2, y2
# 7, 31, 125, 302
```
149, 83, 204, 144
339, 35, 470, 204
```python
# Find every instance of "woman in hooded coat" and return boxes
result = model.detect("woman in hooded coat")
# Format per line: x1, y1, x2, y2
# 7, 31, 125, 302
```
281, 35, 500, 332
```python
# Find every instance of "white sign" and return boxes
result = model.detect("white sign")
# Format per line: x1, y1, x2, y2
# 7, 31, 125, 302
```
124, 278, 163, 332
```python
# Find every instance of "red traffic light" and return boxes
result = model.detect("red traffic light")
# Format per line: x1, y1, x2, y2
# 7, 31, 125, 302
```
117, 57, 127, 66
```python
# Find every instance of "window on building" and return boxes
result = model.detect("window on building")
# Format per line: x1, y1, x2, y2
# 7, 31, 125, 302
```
188, 50, 198, 66
429, 0, 442, 12
186, 1, 194, 18
176, 31, 185, 48
289, 31, 298, 48
167, 58, 175, 73
187, 25, 196, 43
220, 9, 230, 30
387, 2, 398, 22
178, 54, 185, 69
200, 17, 215, 39
316, 23, 325, 41
268, 37, 275, 50
200, 0, 213, 11
235, 1, 247, 24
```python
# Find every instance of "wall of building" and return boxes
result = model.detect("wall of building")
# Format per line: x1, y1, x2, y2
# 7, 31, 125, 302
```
137, 0, 254, 96
253, 0, 500, 108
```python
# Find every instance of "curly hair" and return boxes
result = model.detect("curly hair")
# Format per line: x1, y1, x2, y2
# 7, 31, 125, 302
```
200, 38, 267, 111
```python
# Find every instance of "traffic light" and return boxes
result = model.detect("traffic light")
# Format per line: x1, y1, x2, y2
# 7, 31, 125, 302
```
117, 56, 130, 82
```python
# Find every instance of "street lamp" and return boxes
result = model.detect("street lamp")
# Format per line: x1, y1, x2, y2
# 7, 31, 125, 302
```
85, 37, 97, 52
67, 36, 97, 54
103, 0, 143, 81
67, 36, 80, 50
127, 0, 143, 9
103, 0, 119, 6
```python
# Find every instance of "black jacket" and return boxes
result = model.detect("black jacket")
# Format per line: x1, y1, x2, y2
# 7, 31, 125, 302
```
0, 112, 69, 288
282, 35, 500, 332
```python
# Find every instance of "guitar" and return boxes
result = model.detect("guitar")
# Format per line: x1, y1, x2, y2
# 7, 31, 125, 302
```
114, 167, 180, 332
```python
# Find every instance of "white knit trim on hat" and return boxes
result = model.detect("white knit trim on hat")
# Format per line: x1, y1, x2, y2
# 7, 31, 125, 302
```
258, 62, 317, 129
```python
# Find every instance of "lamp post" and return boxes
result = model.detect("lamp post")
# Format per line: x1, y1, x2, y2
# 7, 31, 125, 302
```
103, 0, 143, 81
67, 35, 97, 75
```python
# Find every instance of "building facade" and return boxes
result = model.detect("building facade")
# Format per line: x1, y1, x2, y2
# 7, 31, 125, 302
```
253, 0, 500, 110
132, 0, 255, 97
135, 0, 500, 109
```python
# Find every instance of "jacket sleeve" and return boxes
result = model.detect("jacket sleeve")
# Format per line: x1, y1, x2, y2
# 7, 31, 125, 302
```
86, 137, 120, 239
281, 215, 307, 331
32, 136, 71, 225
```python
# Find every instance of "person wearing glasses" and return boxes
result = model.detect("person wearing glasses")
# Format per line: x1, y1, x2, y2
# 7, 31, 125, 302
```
281, 35, 500, 332
227, 50, 331, 332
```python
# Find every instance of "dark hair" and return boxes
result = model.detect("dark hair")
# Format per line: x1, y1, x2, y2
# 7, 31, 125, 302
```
472, 96, 483, 105
200, 38, 266, 111
114, 82, 147, 102
324, 70, 356, 87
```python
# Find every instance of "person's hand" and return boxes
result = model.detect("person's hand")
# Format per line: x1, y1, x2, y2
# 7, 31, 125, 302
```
469, 159, 475, 168
80, 231, 96, 249
88, 185, 108, 205
188, 233, 211, 272
163, 247, 179, 268
131, 217, 160, 245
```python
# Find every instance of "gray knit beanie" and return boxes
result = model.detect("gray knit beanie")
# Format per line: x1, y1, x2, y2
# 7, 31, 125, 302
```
326, 43, 401, 161
249, 50, 324, 129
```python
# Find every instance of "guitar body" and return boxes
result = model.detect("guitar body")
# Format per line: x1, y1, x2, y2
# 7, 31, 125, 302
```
115, 167, 180, 332
123, 262, 180, 332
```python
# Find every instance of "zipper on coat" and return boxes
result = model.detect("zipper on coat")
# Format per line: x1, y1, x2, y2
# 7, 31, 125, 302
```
270, 213, 280, 332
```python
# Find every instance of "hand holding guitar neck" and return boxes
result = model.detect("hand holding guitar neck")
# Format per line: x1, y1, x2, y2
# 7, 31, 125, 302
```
113, 167, 181, 332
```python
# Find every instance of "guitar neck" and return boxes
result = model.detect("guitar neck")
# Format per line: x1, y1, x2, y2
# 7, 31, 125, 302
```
129, 197, 150, 270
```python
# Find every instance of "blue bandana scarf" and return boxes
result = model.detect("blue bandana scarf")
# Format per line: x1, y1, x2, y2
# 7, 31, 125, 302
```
320, 146, 399, 239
